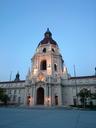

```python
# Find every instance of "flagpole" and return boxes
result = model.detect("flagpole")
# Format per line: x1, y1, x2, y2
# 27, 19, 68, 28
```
73, 65, 78, 106
9, 71, 12, 81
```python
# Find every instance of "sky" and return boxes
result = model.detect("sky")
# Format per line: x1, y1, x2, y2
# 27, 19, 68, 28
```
0, 0, 96, 81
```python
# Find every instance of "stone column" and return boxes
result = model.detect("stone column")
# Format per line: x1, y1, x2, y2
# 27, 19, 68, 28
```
24, 86, 27, 106
44, 84, 47, 106
48, 84, 52, 106
58, 84, 62, 106
31, 86, 34, 106
33, 85, 36, 105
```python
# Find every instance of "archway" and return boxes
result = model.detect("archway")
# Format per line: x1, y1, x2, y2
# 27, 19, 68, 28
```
37, 87, 44, 105
40, 60, 47, 70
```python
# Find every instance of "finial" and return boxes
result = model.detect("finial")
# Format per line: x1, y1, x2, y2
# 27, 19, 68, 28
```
47, 28, 50, 32
14, 72, 20, 81
28, 67, 30, 76
45, 28, 52, 38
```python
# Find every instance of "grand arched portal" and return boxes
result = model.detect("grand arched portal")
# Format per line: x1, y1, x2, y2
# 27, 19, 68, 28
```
37, 87, 44, 105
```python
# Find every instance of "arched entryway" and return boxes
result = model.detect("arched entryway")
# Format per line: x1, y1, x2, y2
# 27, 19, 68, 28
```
37, 87, 44, 105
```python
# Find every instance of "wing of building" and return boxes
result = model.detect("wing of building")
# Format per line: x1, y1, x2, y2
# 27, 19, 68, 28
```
0, 29, 96, 107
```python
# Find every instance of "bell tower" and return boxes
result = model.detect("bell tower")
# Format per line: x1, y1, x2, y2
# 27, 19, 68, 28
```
25, 29, 68, 106
30, 28, 64, 80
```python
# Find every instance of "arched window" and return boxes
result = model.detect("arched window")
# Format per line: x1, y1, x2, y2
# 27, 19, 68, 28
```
43, 48, 46, 53
54, 64, 57, 71
40, 60, 47, 70
52, 48, 55, 52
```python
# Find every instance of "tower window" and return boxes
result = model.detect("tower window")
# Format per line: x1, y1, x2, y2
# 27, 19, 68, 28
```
52, 48, 55, 52
54, 64, 57, 71
43, 48, 46, 53
40, 60, 47, 70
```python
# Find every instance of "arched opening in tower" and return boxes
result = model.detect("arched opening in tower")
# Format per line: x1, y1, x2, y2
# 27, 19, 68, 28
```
54, 64, 57, 71
40, 60, 47, 70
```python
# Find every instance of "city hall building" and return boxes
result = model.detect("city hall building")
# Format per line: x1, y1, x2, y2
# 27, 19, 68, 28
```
0, 29, 96, 106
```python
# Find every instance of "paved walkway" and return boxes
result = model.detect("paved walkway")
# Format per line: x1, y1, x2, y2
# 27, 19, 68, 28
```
0, 107, 96, 128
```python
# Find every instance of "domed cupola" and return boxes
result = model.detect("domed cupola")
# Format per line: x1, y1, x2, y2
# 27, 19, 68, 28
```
38, 28, 58, 47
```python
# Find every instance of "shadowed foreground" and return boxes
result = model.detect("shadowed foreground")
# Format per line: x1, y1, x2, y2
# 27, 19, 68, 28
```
0, 107, 96, 128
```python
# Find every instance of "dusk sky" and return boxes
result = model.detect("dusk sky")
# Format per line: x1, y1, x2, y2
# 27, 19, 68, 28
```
0, 0, 96, 81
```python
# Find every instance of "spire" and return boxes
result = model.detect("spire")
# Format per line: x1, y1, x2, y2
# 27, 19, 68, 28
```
26, 67, 31, 80
44, 28, 52, 38
28, 68, 31, 76
63, 65, 68, 74
14, 72, 20, 81
47, 28, 50, 32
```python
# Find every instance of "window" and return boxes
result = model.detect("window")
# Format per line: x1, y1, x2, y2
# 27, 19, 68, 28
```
40, 60, 47, 70
8, 90, 11, 94
14, 90, 16, 94
43, 48, 46, 53
18, 89, 21, 94
54, 64, 57, 71
13, 95, 16, 102
52, 48, 55, 52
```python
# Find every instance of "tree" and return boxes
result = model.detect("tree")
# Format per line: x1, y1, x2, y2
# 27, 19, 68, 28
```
91, 92, 96, 99
0, 88, 4, 100
0, 88, 10, 105
77, 88, 91, 107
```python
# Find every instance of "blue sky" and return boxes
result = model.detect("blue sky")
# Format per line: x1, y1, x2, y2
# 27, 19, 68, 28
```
0, 0, 96, 81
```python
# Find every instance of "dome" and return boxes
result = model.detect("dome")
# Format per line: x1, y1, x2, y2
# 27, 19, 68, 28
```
38, 28, 58, 47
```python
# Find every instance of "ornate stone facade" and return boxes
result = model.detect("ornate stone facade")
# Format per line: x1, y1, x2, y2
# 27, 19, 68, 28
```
0, 29, 96, 106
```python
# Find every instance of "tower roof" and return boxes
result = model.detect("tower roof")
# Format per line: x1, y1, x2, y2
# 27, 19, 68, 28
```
38, 28, 58, 47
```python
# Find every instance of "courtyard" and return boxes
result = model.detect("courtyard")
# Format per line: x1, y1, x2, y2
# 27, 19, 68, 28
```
0, 107, 96, 128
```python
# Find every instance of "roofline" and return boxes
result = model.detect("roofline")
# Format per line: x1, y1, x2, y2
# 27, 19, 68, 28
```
0, 80, 25, 84
69, 75, 96, 80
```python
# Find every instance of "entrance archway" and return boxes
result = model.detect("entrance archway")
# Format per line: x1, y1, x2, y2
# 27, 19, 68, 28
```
37, 87, 44, 105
